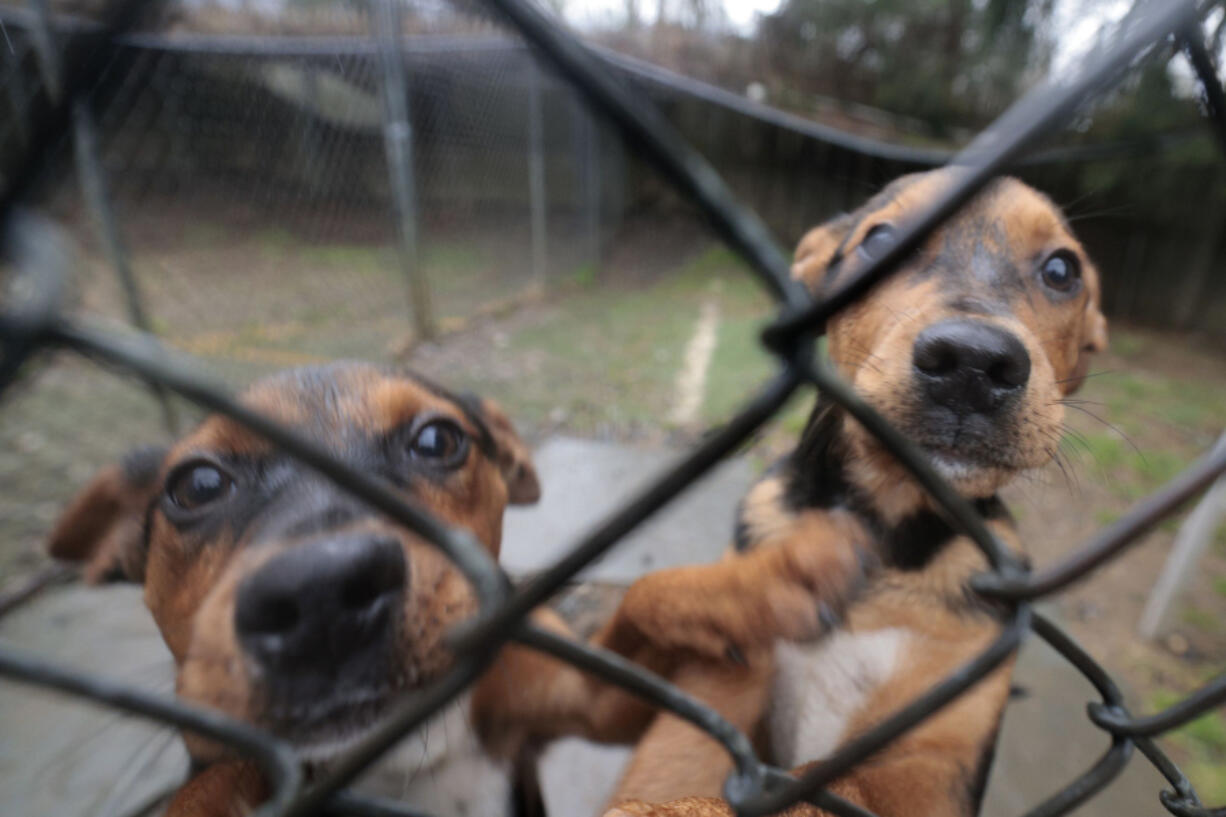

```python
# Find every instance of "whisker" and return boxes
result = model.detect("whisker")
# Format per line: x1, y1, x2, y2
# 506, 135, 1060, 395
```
1061, 402, 1145, 459
1058, 184, 1110, 214
1057, 398, 1108, 409
1054, 369, 1121, 385
1065, 203, 1137, 223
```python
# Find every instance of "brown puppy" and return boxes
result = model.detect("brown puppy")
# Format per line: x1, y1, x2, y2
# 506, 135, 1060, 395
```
46, 362, 643, 817
598, 170, 1108, 816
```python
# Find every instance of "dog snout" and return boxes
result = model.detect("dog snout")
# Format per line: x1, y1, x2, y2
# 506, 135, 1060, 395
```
235, 534, 406, 674
912, 319, 1030, 415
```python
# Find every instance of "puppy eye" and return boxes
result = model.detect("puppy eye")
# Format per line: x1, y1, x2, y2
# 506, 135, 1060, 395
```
165, 461, 234, 511
858, 224, 897, 261
1040, 251, 1081, 292
409, 420, 468, 466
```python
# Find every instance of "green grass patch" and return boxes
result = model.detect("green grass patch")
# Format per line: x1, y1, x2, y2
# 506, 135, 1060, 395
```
500, 244, 784, 433
1088, 370, 1226, 438
255, 227, 296, 261
423, 242, 490, 275
570, 262, 598, 289
1107, 328, 1147, 359
1094, 508, 1121, 526
297, 244, 389, 275
1212, 576, 1226, 600
678, 245, 745, 278
184, 221, 228, 248
1076, 431, 1191, 501
703, 312, 775, 421
1150, 689, 1226, 801
506, 276, 697, 427
1180, 606, 1220, 634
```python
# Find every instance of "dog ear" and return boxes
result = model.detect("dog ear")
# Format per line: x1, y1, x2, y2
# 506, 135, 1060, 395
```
46, 446, 166, 584
1083, 300, 1108, 354
1064, 298, 1109, 395
474, 398, 541, 505
791, 212, 855, 293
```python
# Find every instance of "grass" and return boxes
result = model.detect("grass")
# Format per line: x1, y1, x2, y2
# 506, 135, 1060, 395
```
1087, 367, 1225, 442
1213, 576, 1226, 600
296, 243, 391, 275
1149, 690, 1226, 803
1180, 606, 1220, 634
505, 269, 702, 428
499, 244, 786, 432
1071, 430, 1190, 502
1094, 508, 1121, 526
1107, 329, 1147, 359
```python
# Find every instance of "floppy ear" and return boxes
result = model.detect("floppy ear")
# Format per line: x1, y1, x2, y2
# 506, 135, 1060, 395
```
1062, 302, 1108, 395
46, 446, 166, 584
1083, 301, 1108, 354
791, 212, 855, 293
475, 399, 541, 505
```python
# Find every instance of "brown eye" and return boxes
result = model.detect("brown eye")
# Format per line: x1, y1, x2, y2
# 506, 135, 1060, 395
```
409, 420, 467, 467
1041, 250, 1081, 292
165, 461, 234, 511
858, 224, 897, 261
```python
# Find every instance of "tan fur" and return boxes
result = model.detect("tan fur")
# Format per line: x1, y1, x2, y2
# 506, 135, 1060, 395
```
45, 365, 639, 815
598, 170, 1108, 816
609, 508, 870, 660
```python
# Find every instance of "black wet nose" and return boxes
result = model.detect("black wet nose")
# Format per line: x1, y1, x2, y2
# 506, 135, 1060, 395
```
912, 319, 1030, 415
235, 535, 405, 674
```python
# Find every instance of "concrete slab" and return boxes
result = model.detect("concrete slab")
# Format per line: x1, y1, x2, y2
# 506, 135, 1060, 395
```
0, 584, 187, 817
539, 738, 631, 817
501, 436, 753, 583
983, 613, 1171, 817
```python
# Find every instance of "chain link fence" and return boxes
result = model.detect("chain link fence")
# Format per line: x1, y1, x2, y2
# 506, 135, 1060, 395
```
1, 1, 1225, 816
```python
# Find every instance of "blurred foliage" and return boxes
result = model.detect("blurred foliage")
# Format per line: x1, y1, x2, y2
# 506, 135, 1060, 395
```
755, 0, 1054, 136
1064, 34, 1226, 225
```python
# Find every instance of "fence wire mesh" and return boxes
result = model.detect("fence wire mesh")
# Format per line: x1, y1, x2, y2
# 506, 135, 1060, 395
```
0, 1, 1225, 817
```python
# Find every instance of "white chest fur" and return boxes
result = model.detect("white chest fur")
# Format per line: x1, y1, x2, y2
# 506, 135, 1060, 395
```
358, 694, 513, 817
770, 628, 910, 768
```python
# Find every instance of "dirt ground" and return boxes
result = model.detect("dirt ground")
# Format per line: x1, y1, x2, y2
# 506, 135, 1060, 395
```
2, 203, 1224, 803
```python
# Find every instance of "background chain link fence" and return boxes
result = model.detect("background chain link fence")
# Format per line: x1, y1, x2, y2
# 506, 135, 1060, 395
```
1, 0, 1225, 816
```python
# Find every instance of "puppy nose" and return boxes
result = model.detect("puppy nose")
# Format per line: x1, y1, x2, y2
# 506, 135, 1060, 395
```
912, 319, 1030, 414
235, 535, 405, 673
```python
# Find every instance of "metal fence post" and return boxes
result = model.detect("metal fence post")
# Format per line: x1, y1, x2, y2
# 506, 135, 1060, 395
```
1139, 432, 1226, 640
29, 0, 179, 434
527, 58, 548, 287
370, 0, 434, 341
72, 101, 179, 435
571, 87, 601, 277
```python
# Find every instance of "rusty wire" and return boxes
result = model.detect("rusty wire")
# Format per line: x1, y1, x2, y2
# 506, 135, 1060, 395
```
1, 0, 1226, 816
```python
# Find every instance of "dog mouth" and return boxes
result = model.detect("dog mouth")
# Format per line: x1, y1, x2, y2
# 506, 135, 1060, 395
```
261, 685, 401, 762
919, 444, 1012, 481
897, 401, 1032, 476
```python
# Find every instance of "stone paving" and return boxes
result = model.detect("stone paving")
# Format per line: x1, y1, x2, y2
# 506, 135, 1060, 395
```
0, 437, 1170, 816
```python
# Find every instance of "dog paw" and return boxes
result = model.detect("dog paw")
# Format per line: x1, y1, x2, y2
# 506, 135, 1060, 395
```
614, 510, 873, 660
614, 567, 747, 659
